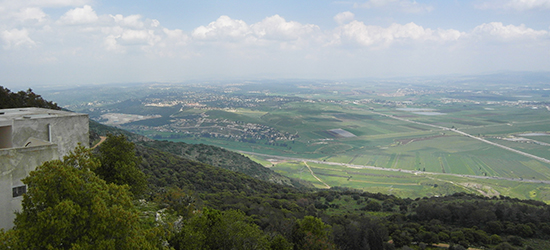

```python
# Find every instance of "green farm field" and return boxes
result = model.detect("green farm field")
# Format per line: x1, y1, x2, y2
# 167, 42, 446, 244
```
139, 101, 550, 202
257, 158, 550, 202
85, 80, 550, 201
144, 102, 550, 175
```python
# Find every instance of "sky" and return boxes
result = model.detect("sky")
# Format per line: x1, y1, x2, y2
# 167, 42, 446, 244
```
0, 0, 549, 89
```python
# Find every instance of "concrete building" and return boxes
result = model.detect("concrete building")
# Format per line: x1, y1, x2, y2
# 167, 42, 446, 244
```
0, 108, 89, 229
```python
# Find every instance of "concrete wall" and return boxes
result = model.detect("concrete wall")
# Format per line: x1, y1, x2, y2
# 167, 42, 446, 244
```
0, 108, 89, 229
0, 144, 58, 229
0, 126, 12, 148
12, 114, 89, 158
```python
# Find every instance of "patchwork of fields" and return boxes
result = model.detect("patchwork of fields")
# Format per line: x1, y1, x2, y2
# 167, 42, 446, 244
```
155, 102, 550, 201
63, 80, 550, 201
170, 102, 550, 177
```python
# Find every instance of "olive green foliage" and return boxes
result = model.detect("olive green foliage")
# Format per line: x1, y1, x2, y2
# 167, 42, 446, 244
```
494, 242, 516, 250
137, 144, 314, 220
0, 86, 60, 109
269, 234, 294, 250
363, 200, 382, 212
95, 134, 148, 197
155, 186, 197, 218
140, 140, 313, 189
11, 146, 160, 249
170, 208, 272, 250
292, 216, 336, 250
0, 229, 18, 250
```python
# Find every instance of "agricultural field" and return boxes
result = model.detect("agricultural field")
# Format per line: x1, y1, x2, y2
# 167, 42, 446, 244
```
135, 97, 550, 201
43, 75, 550, 201
162, 102, 550, 179
255, 157, 550, 202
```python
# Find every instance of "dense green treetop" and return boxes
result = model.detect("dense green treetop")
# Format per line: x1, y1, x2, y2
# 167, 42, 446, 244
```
94, 134, 148, 197
170, 208, 275, 250
0, 86, 60, 109
140, 140, 313, 189
10, 146, 161, 249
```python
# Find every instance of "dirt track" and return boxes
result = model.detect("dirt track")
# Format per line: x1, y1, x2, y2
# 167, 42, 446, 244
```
91, 136, 107, 149
303, 161, 330, 189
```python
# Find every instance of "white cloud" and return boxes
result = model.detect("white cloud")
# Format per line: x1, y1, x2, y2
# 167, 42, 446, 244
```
334, 11, 355, 25
119, 29, 160, 46
251, 15, 320, 41
13, 7, 47, 22
163, 28, 188, 45
111, 14, 145, 29
191, 15, 321, 49
29, 0, 90, 7
58, 5, 98, 25
471, 22, 549, 39
476, 0, 550, 11
0, 2, 189, 55
354, 0, 434, 13
192, 16, 250, 40
86, 13, 188, 55
334, 21, 462, 47
0, 0, 90, 15
1, 28, 36, 49
103, 35, 121, 52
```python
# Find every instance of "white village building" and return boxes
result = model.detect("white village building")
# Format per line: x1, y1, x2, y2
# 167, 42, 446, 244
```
0, 108, 89, 229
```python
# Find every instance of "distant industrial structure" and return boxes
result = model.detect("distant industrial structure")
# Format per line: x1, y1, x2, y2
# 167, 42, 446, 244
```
0, 108, 88, 229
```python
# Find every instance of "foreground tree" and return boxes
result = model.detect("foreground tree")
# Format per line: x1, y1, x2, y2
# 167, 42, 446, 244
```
12, 146, 160, 249
170, 208, 272, 250
95, 134, 148, 197
292, 216, 337, 250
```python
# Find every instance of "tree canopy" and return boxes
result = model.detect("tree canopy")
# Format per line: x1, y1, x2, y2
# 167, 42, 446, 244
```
94, 134, 148, 197
0, 86, 59, 109
10, 146, 160, 249
169, 208, 275, 250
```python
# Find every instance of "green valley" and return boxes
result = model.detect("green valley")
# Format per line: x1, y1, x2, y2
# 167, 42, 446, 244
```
42, 74, 550, 202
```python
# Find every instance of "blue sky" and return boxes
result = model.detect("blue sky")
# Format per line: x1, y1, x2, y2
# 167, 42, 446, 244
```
1, 0, 549, 89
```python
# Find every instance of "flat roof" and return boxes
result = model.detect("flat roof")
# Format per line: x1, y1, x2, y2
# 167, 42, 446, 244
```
0, 108, 87, 126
